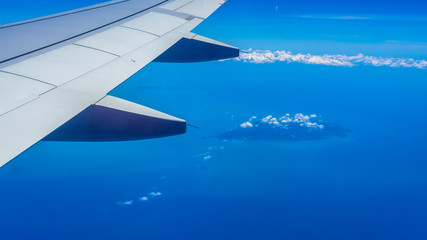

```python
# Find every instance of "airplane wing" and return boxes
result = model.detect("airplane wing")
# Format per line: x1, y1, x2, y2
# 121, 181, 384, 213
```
0, 0, 239, 167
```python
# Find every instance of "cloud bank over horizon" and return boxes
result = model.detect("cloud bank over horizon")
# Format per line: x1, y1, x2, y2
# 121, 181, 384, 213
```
236, 49, 427, 69
218, 114, 349, 142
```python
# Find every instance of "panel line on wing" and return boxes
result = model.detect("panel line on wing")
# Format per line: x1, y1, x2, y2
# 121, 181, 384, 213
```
175, 0, 197, 11
121, 12, 188, 36
0, 70, 57, 87
120, 18, 190, 39
0, 71, 56, 117
160, 0, 195, 11
2, 44, 118, 86
72, 43, 121, 57
119, 26, 161, 37
74, 26, 159, 56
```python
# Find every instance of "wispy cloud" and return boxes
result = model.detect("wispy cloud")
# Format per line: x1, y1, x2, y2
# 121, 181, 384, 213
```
196, 145, 225, 162
137, 192, 163, 203
149, 192, 162, 197
116, 200, 134, 206
288, 14, 427, 22
237, 49, 427, 69
117, 180, 165, 207
195, 145, 226, 171
296, 15, 374, 20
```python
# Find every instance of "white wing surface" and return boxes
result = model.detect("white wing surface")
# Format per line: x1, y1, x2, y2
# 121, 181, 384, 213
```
0, 0, 239, 167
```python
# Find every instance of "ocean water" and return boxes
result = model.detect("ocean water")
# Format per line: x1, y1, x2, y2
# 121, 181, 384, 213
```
2, 61, 427, 239
1, 0, 427, 239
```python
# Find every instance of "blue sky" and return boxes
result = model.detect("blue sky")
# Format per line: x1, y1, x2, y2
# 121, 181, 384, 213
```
1, 1, 427, 240
2, 0, 427, 57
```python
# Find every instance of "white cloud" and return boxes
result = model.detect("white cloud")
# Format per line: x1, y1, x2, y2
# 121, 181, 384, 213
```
240, 113, 324, 130
117, 200, 133, 206
139, 196, 149, 202
149, 192, 162, 197
236, 50, 427, 69
240, 121, 253, 128
218, 113, 350, 141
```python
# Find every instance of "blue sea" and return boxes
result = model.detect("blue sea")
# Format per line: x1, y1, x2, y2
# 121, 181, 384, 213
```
1, 0, 427, 239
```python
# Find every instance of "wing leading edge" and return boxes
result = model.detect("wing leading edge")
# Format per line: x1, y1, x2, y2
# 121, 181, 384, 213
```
0, 0, 238, 167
